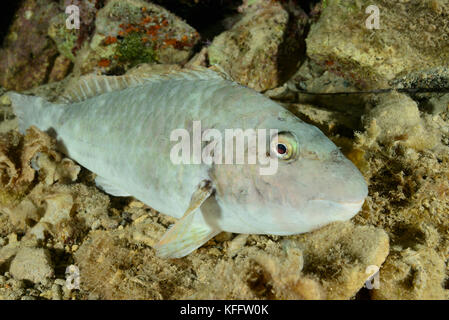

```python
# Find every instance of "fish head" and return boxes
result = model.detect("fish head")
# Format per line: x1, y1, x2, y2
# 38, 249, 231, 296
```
211, 114, 368, 235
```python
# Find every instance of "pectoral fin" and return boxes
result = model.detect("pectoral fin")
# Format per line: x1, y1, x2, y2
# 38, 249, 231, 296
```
154, 180, 220, 258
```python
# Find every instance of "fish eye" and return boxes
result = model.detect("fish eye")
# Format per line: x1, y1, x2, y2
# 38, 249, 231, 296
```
270, 132, 298, 161
277, 143, 287, 155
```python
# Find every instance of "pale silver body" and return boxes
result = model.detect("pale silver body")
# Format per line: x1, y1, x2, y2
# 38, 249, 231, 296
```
9, 69, 368, 240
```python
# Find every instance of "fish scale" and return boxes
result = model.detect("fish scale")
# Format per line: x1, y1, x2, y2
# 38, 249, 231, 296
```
8, 67, 368, 258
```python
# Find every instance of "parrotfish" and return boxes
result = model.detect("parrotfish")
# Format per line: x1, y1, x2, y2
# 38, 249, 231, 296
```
8, 67, 368, 258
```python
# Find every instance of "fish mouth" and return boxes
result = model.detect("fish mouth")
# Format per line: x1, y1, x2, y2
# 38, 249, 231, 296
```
309, 198, 366, 216
336, 199, 365, 214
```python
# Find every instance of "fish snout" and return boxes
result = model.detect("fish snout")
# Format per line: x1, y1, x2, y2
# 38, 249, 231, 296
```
327, 155, 368, 205
302, 157, 368, 221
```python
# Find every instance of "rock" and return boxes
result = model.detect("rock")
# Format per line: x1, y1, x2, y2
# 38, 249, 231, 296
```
306, 0, 449, 89
34, 153, 81, 185
18, 126, 61, 186
0, 0, 60, 91
47, 0, 100, 63
0, 131, 21, 190
286, 58, 367, 113
13, 181, 114, 242
74, 0, 200, 75
54, 278, 66, 287
0, 125, 79, 188
9, 278, 26, 289
0, 126, 87, 244
0, 234, 20, 271
249, 243, 325, 299
287, 103, 362, 138
185, 47, 208, 68
3, 198, 41, 232
350, 86, 449, 300
9, 247, 54, 284
372, 245, 448, 299
51, 283, 63, 300
28, 193, 74, 240
48, 55, 73, 83
128, 212, 168, 247
226, 234, 249, 257
362, 92, 440, 151
55, 158, 81, 183
297, 222, 390, 300
208, 0, 307, 91
426, 93, 449, 115
63, 184, 114, 231
391, 67, 449, 94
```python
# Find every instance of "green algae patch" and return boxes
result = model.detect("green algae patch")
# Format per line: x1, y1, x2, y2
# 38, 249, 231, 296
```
116, 32, 157, 68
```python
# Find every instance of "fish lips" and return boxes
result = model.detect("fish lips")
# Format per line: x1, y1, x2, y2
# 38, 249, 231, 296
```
308, 198, 366, 219
258, 197, 366, 235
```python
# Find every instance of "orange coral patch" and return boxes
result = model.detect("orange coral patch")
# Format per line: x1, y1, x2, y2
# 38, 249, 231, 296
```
98, 59, 111, 67
104, 36, 117, 45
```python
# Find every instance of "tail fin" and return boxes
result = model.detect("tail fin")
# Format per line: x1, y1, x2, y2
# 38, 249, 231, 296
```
7, 92, 63, 134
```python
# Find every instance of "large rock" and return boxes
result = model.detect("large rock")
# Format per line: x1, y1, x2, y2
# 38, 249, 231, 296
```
306, 0, 449, 89
48, 0, 100, 63
9, 247, 54, 284
0, 0, 60, 90
296, 222, 390, 300
286, 59, 367, 114
362, 92, 440, 151
372, 245, 448, 299
208, 0, 307, 91
74, 0, 200, 75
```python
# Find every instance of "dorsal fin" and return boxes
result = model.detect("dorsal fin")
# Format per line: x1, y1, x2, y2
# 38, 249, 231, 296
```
58, 74, 145, 103
58, 66, 228, 104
